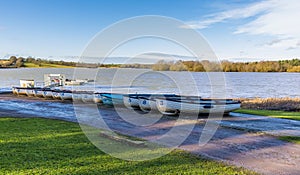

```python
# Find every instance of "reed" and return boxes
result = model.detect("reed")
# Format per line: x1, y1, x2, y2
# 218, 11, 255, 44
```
238, 97, 300, 111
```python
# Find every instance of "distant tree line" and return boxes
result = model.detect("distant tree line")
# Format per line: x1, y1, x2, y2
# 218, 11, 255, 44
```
120, 63, 152, 69
221, 59, 300, 72
1, 55, 300, 72
25, 57, 77, 67
24, 57, 125, 68
0, 56, 24, 68
151, 59, 300, 72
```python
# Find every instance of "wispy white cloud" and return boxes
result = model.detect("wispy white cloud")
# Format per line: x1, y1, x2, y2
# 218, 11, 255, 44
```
235, 0, 300, 50
263, 37, 300, 50
265, 38, 290, 46
183, 0, 300, 51
181, 0, 273, 29
235, 0, 300, 37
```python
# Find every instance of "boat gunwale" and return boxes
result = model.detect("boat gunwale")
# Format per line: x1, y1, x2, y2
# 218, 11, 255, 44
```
155, 97, 241, 105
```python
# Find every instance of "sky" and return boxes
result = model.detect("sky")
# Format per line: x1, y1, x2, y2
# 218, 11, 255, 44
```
0, 0, 299, 63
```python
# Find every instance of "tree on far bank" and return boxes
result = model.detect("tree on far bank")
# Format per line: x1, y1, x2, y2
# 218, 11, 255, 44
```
16, 57, 24, 67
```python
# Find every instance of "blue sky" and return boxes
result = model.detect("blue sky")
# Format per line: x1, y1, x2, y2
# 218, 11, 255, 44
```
0, 0, 299, 62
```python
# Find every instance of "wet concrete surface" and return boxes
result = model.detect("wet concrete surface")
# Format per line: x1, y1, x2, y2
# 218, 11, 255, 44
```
0, 93, 300, 175
221, 113, 300, 137
0, 93, 76, 122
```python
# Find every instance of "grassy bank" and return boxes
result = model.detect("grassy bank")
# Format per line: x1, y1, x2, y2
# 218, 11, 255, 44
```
234, 109, 300, 121
23, 62, 74, 68
0, 117, 255, 175
279, 136, 300, 144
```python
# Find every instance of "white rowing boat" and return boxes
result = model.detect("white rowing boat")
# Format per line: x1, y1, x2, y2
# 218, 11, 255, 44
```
42, 89, 53, 99
59, 90, 73, 101
26, 88, 36, 97
52, 90, 61, 99
156, 97, 241, 115
93, 93, 102, 103
100, 93, 124, 106
13, 87, 31, 96
12, 87, 18, 95
72, 91, 95, 103
81, 92, 95, 103
138, 94, 178, 112
34, 88, 45, 97
123, 94, 149, 109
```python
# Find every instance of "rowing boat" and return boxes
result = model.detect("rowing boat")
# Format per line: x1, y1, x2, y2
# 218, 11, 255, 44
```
156, 96, 241, 115
138, 94, 179, 112
59, 90, 73, 100
42, 89, 53, 99
100, 93, 124, 106
72, 91, 95, 103
34, 88, 46, 97
123, 94, 151, 109
94, 93, 103, 103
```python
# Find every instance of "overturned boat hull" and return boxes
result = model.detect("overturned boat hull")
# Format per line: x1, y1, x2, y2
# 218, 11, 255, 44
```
12, 87, 18, 95
15, 87, 28, 96
34, 88, 45, 97
52, 90, 61, 99
100, 93, 124, 106
42, 90, 53, 99
93, 93, 103, 103
123, 94, 153, 109
156, 97, 241, 115
13, 87, 40, 96
137, 94, 178, 112
59, 90, 73, 101
72, 91, 95, 103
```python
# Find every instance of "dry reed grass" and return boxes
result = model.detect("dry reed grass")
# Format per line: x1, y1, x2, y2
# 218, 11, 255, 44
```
237, 97, 300, 111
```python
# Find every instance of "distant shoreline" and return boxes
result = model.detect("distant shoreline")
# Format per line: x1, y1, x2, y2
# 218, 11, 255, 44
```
2, 66, 300, 73
1, 56, 300, 72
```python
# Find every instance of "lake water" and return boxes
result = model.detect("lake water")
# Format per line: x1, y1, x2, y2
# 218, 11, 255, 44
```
0, 68, 299, 98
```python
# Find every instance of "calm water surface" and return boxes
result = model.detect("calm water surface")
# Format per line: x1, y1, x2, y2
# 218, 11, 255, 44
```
0, 68, 299, 98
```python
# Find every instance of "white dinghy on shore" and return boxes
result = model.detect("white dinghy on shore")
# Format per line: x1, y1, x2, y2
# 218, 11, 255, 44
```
42, 89, 53, 99
25, 88, 36, 97
156, 96, 241, 116
59, 90, 73, 101
34, 88, 45, 97
93, 93, 102, 103
123, 94, 147, 109
12, 87, 25, 96
137, 94, 179, 112
72, 91, 96, 103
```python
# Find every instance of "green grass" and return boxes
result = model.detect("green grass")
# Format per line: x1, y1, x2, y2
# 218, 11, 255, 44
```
234, 109, 300, 121
279, 136, 300, 144
0, 117, 255, 175
23, 62, 74, 68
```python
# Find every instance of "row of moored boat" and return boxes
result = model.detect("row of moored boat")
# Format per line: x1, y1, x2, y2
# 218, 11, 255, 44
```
12, 87, 241, 116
